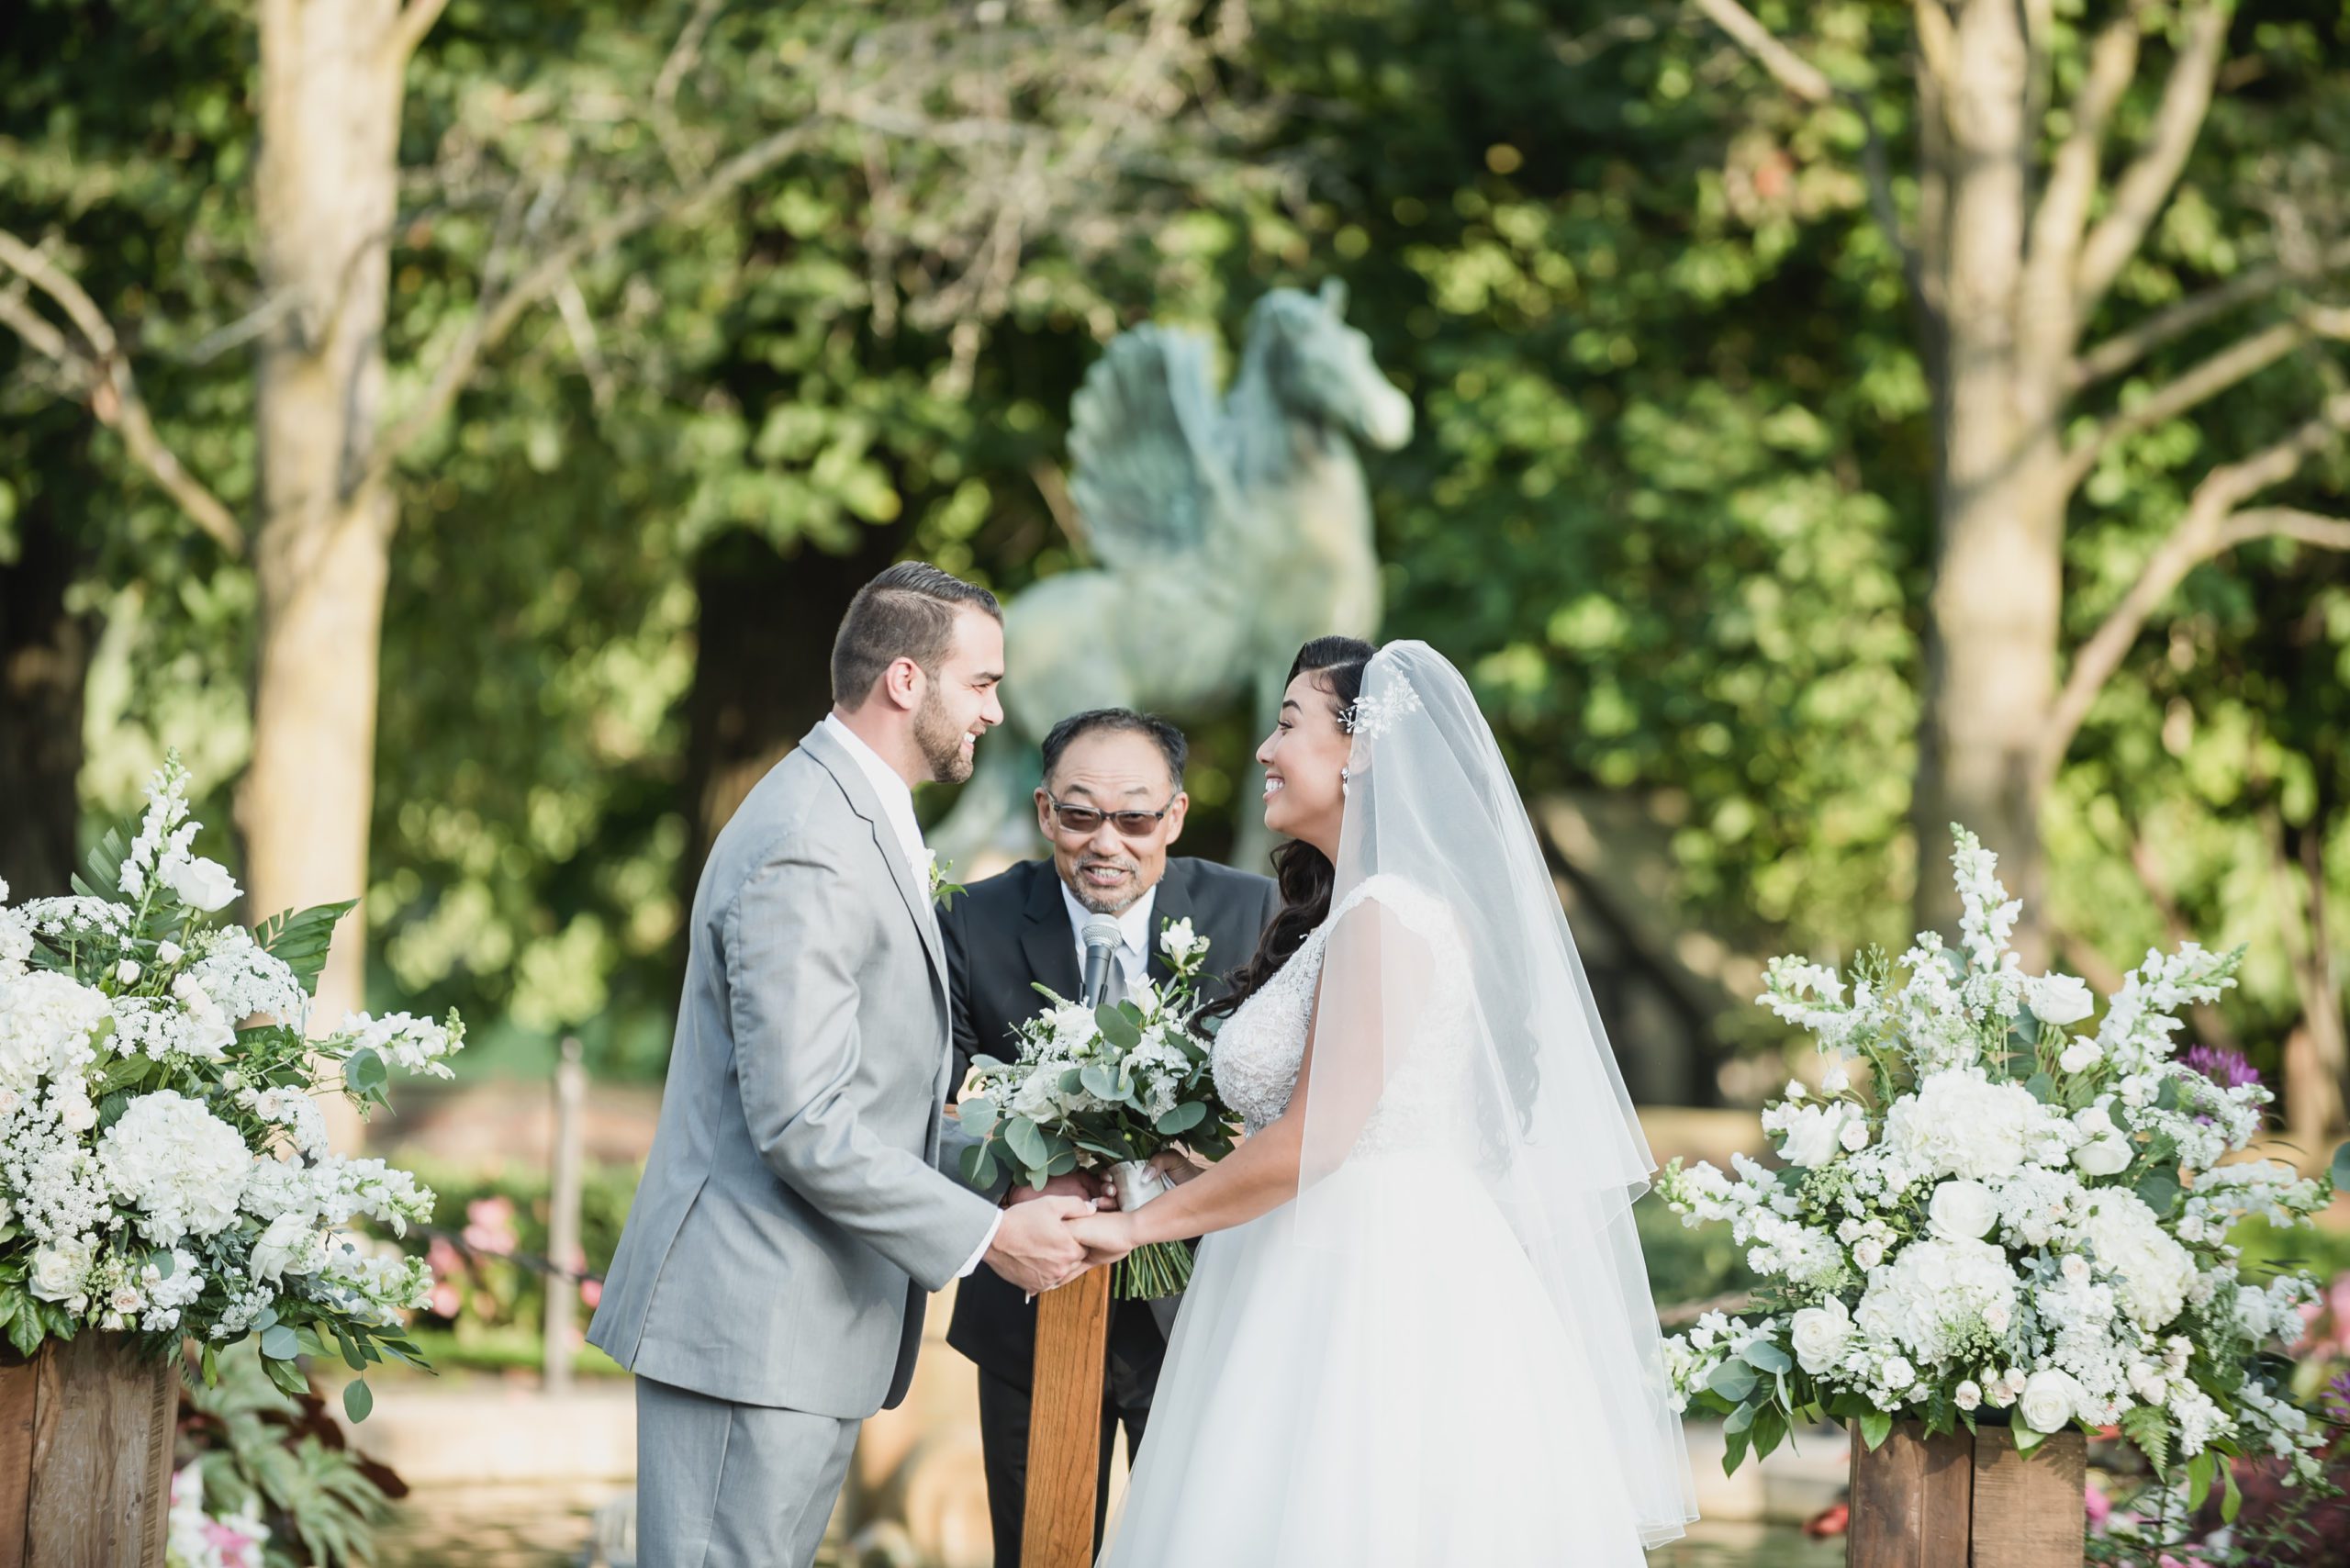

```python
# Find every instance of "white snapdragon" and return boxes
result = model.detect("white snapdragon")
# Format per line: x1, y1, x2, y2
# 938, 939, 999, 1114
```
332, 1011, 463, 1079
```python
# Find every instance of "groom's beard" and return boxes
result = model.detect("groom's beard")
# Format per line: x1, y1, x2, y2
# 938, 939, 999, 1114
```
914, 688, 975, 784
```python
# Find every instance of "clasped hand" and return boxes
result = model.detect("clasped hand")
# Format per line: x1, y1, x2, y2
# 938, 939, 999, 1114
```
987, 1152, 1200, 1290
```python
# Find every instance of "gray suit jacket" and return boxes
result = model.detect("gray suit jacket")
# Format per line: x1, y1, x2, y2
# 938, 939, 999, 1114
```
588, 722, 1001, 1417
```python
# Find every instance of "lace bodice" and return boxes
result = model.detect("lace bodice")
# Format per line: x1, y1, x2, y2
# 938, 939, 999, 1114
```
1210, 875, 1481, 1158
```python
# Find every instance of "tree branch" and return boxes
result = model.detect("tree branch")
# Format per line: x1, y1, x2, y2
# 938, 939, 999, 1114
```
2074, 0, 2232, 315
0, 229, 244, 556
2025, 2, 2143, 304
2069, 236, 2350, 388
362, 120, 826, 494
2062, 317, 2305, 487
1690, 0, 1927, 326
386, 0, 452, 66
2038, 391, 2350, 782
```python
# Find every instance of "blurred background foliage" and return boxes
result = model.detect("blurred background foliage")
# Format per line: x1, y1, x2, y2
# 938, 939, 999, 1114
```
3, 0, 2346, 1127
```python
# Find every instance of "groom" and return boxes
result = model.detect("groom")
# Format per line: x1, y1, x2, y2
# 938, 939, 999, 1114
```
588, 562, 1095, 1568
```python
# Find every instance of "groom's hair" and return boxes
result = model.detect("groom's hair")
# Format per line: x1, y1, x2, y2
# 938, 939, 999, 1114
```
831, 562, 1002, 708
1040, 709, 1188, 789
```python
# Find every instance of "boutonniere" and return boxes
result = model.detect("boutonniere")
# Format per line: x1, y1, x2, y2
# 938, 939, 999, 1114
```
924, 847, 966, 907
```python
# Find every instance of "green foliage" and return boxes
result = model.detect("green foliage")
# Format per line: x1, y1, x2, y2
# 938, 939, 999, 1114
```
180, 1342, 394, 1568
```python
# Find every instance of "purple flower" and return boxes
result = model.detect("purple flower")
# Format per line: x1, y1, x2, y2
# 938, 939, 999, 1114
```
2181, 1044, 2261, 1092
2324, 1370, 2350, 1424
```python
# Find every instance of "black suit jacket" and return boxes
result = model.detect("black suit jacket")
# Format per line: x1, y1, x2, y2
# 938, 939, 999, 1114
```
940, 855, 1281, 1386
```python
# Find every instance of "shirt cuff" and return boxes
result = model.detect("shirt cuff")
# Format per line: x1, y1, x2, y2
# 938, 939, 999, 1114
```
956, 1210, 1004, 1280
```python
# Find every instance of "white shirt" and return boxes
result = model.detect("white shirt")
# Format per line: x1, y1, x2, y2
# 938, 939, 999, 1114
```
1060, 880, 1158, 993
820, 712, 1000, 1279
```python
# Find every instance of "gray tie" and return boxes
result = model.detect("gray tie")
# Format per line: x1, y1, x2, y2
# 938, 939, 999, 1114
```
1099, 952, 1127, 1009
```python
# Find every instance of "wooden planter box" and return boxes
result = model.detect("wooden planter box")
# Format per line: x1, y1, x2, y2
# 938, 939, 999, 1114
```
0, 1334, 177, 1568
1848, 1421, 2086, 1568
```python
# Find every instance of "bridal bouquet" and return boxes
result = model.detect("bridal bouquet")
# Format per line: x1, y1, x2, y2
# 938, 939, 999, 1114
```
957, 920, 1238, 1298
1657, 827, 2340, 1507
0, 756, 462, 1419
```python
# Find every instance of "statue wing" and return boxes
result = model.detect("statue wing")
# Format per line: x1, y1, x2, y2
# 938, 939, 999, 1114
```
1067, 325, 1227, 568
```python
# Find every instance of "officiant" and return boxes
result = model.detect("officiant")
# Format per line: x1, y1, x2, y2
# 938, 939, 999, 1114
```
940, 708, 1279, 1567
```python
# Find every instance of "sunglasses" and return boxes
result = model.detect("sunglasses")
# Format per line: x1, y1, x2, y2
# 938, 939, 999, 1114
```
1044, 793, 1178, 839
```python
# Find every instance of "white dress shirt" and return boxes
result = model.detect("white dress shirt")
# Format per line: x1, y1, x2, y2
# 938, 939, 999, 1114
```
1060, 879, 1158, 994
819, 712, 1000, 1278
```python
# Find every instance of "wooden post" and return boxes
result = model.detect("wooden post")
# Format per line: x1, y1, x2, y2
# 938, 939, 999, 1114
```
1021, 1266, 1113, 1568
1848, 1421, 2087, 1568
0, 1336, 176, 1566
543, 1035, 587, 1395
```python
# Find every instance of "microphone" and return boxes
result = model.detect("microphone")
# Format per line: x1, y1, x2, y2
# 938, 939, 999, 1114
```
1079, 914, 1123, 1008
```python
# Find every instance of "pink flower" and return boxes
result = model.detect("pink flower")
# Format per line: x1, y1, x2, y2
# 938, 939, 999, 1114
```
580, 1275, 603, 1309
462, 1196, 518, 1257
429, 1282, 461, 1318
2084, 1482, 2111, 1529
426, 1236, 464, 1277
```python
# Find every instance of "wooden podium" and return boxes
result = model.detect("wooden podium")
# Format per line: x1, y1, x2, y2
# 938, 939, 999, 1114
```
1020, 1264, 1114, 1568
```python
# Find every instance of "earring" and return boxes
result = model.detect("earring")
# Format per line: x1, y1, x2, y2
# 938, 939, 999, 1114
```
1339, 767, 1350, 797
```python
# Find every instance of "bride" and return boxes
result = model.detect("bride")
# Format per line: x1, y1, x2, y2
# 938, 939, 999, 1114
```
1069, 636, 1698, 1564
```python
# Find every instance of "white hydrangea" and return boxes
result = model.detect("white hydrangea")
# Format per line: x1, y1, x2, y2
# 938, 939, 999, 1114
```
0, 970, 112, 1097
1883, 1070, 2047, 1182
332, 1011, 462, 1079
2072, 1189, 2195, 1329
1853, 1235, 2020, 1365
96, 1091, 251, 1244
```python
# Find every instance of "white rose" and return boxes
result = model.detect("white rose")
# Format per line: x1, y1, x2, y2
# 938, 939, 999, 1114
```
2074, 1104, 2116, 1138
1839, 1119, 1871, 1152
2128, 1363, 2168, 1406
1820, 1062, 1851, 1094
1928, 1179, 1998, 1240
2058, 1041, 2100, 1074
1954, 1380, 1982, 1411
1881, 1355, 1917, 1389
116, 959, 142, 985
1790, 1300, 1853, 1374
249, 1213, 318, 1282
2062, 1253, 2090, 1284
1785, 1080, 1807, 1101
155, 941, 183, 966
109, 1285, 143, 1314
2018, 1369, 2082, 1433
1853, 1238, 1886, 1269
2027, 974, 2097, 1026
160, 856, 241, 913
59, 1095, 96, 1133
29, 1239, 92, 1302
2073, 1137, 2132, 1177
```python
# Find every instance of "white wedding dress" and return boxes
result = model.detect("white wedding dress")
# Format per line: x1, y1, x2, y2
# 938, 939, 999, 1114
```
1096, 873, 1654, 1567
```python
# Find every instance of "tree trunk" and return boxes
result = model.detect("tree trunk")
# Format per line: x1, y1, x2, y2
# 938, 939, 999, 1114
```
240, 0, 405, 1150
0, 497, 95, 900
2280, 818, 2347, 1147
677, 521, 910, 899
1911, 0, 2063, 958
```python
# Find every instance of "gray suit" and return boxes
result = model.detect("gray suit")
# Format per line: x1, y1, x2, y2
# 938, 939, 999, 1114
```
588, 722, 1001, 1566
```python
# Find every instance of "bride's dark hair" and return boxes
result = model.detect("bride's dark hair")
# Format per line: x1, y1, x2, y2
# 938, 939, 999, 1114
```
1200, 635, 1376, 1023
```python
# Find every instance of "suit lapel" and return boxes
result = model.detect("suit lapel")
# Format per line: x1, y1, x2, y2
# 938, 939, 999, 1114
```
799, 724, 951, 1006
1019, 861, 1084, 1008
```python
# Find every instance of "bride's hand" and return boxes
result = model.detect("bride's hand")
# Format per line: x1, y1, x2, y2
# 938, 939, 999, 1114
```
1067, 1210, 1137, 1267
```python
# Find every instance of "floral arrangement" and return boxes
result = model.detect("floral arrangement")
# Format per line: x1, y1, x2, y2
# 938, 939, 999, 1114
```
957, 919, 1237, 1297
0, 757, 463, 1418
1656, 826, 2342, 1514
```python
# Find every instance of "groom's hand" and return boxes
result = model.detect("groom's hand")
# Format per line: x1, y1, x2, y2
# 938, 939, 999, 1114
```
985, 1195, 1095, 1294
1005, 1171, 1105, 1206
